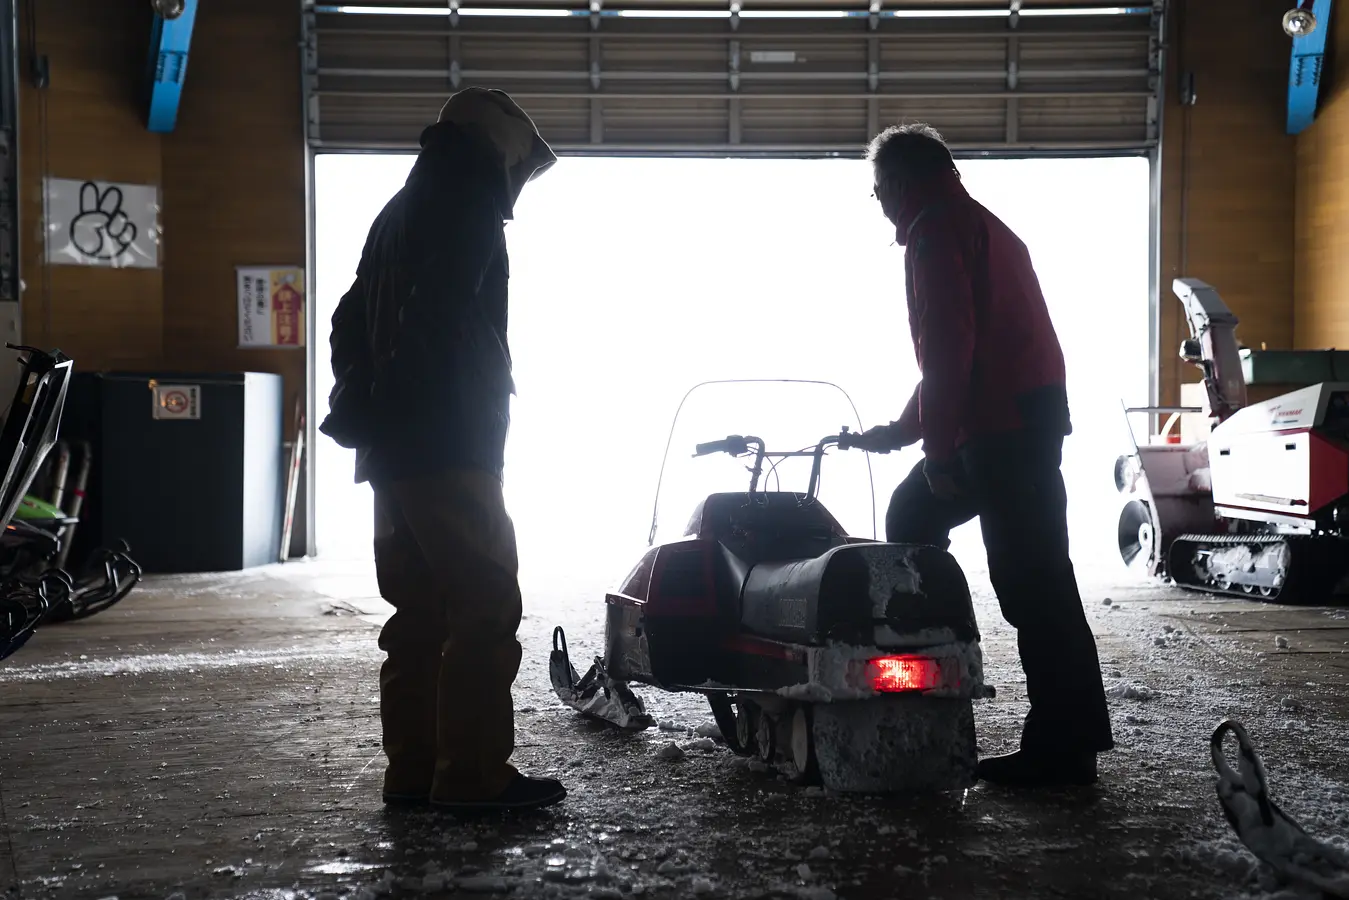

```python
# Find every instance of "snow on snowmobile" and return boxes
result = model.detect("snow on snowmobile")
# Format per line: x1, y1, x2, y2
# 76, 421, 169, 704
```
550, 380, 993, 793
1114, 278, 1349, 602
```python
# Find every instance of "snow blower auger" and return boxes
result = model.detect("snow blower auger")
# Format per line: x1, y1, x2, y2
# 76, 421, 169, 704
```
1115, 278, 1349, 603
549, 379, 994, 794
1211, 719, 1349, 898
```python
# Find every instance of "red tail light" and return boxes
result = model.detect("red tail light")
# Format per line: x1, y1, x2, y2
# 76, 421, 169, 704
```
865, 655, 942, 693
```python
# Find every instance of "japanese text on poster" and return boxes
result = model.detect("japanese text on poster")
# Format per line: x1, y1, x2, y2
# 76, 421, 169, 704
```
237, 266, 306, 348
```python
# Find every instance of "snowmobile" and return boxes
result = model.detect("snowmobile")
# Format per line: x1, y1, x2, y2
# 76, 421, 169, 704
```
551, 380, 993, 793
1, 344, 77, 660
1114, 278, 1349, 602
2, 440, 142, 623
0, 346, 141, 661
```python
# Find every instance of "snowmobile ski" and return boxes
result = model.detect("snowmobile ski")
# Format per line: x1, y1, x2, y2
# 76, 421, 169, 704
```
549, 626, 655, 731
45, 540, 142, 623
1212, 719, 1349, 897
0, 570, 74, 662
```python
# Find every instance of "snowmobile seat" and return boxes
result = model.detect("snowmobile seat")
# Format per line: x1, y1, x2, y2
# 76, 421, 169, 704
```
687, 491, 851, 565
739, 542, 979, 647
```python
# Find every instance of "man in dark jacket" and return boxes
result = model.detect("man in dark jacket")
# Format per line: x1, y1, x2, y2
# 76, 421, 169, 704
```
319, 88, 564, 811
851, 123, 1114, 787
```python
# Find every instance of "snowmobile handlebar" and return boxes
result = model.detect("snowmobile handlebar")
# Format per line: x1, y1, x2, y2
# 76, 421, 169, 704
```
692, 435, 760, 458
833, 428, 862, 452
692, 428, 859, 500
806, 428, 858, 498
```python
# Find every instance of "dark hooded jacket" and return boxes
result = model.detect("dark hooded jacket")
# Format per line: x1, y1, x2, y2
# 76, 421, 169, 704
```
319, 122, 517, 484
897, 172, 1072, 465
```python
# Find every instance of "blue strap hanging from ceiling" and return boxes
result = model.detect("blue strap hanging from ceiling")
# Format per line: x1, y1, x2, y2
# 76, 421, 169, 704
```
145, 0, 199, 133
1287, 0, 1334, 134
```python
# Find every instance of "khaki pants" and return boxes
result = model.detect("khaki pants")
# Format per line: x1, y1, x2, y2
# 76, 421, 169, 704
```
372, 467, 523, 802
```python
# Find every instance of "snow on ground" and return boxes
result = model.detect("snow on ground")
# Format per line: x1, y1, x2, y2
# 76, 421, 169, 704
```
0, 555, 1346, 899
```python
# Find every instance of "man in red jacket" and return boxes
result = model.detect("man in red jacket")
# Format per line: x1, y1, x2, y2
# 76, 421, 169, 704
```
852, 123, 1113, 787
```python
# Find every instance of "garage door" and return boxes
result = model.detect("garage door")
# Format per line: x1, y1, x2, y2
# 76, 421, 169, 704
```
303, 0, 1164, 155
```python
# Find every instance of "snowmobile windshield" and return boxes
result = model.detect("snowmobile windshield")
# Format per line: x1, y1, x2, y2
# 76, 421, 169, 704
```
646, 379, 878, 548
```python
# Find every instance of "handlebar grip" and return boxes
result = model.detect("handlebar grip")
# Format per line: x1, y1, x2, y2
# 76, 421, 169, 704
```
695, 435, 750, 457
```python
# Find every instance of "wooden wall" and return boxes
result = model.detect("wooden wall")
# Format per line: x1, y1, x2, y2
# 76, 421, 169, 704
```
1294, 4, 1349, 349
17, 0, 308, 550
17, 0, 305, 423
12, 0, 1348, 555
17, 0, 304, 553
17, 0, 166, 369
1157, 0, 1300, 406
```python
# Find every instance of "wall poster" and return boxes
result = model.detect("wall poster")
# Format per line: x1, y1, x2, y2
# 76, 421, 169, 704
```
44, 178, 162, 269
237, 266, 305, 348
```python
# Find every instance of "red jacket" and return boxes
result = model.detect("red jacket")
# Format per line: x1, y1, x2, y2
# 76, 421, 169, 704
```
900, 179, 1071, 465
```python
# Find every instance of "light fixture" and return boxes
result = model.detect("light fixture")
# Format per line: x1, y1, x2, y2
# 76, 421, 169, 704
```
1283, 1, 1317, 37
151, 0, 186, 19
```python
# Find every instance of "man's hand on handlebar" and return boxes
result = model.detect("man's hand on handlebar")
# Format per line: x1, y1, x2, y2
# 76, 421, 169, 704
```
846, 422, 919, 454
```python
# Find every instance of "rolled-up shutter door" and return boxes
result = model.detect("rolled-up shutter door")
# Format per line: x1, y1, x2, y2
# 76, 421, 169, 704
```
304, 0, 1163, 155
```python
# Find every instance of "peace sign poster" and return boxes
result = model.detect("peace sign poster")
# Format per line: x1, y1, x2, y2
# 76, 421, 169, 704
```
237, 266, 306, 349
43, 178, 160, 269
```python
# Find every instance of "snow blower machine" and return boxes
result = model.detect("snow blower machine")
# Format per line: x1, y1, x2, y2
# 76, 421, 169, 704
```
0, 345, 141, 661
1115, 278, 1349, 603
550, 380, 993, 793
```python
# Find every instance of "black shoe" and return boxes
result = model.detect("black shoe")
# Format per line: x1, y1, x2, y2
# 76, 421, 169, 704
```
975, 750, 1098, 787
431, 774, 567, 813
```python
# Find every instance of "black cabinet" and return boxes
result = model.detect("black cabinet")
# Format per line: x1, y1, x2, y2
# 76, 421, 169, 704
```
62, 371, 284, 573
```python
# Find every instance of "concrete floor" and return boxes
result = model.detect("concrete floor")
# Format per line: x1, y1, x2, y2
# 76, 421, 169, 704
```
1, 554, 1347, 900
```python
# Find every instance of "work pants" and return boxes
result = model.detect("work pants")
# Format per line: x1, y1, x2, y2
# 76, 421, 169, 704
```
885, 432, 1114, 755
372, 467, 523, 802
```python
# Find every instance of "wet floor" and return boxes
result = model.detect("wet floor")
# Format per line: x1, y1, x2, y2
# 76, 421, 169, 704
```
1, 555, 1346, 900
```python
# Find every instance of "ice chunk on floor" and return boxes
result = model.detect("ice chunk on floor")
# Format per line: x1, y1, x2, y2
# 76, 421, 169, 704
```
657, 742, 685, 760
1107, 682, 1155, 702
